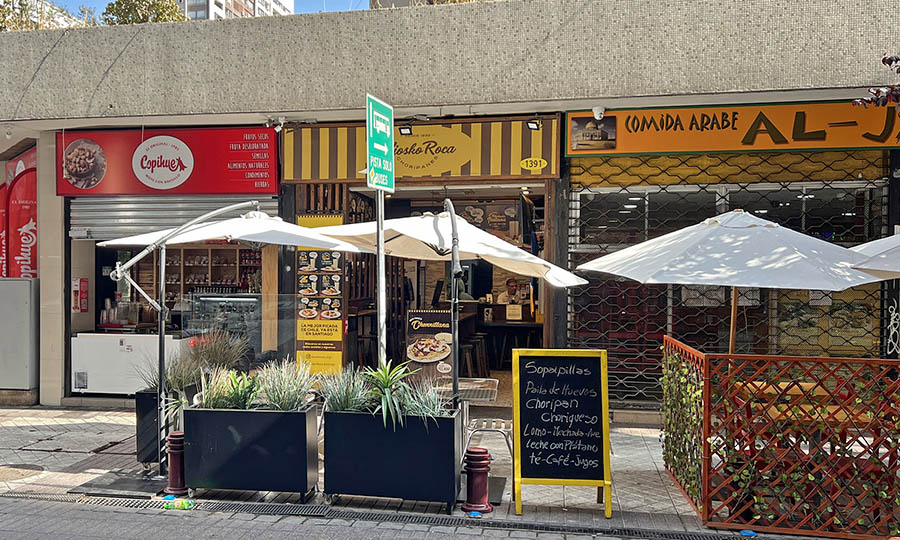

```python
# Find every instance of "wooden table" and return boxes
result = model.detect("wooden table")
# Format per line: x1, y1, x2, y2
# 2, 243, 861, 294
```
476, 321, 543, 369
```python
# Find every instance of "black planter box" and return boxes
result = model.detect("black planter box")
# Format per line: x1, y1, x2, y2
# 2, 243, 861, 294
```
324, 410, 460, 513
183, 407, 318, 498
135, 386, 198, 465
135, 389, 159, 464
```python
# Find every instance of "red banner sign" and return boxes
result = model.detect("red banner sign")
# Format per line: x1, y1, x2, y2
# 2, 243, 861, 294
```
56, 127, 278, 196
0, 183, 7, 278
8, 169, 37, 278
5, 146, 37, 184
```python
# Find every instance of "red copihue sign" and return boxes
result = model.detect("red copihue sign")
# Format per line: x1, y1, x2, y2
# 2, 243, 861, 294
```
56, 127, 278, 196
8, 168, 38, 278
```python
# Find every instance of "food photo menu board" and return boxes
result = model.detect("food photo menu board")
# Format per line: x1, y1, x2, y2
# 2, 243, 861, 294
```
512, 348, 611, 517
296, 214, 345, 375
406, 310, 453, 380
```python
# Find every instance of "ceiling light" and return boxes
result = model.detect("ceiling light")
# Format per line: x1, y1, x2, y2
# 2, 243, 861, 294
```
618, 210, 631, 214
398, 126, 412, 136
628, 197, 642, 201
796, 194, 815, 199
842, 212, 856, 217
623, 204, 638, 209
754, 209, 768, 214
526, 119, 542, 131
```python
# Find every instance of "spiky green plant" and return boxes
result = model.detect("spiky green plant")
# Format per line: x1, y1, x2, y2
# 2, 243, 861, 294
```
318, 366, 372, 413
403, 378, 452, 423
362, 360, 418, 429
199, 366, 233, 410
199, 367, 259, 410
257, 358, 315, 411
185, 330, 248, 371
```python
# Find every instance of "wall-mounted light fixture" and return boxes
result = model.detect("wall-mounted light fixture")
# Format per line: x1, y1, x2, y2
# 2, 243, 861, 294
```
526, 117, 542, 131
398, 125, 413, 136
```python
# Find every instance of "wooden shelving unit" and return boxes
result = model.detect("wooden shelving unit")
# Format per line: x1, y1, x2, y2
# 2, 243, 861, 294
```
133, 246, 262, 304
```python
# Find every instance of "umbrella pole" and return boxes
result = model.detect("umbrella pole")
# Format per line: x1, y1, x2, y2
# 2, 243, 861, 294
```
157, 245, 167, 477
728, 286, 738, 354
444, 199, 462, 410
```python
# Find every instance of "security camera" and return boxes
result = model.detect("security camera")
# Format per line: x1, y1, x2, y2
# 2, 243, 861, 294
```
592, 106, 605, 121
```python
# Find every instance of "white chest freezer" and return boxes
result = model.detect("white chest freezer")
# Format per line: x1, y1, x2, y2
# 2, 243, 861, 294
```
71, 333, 182, 395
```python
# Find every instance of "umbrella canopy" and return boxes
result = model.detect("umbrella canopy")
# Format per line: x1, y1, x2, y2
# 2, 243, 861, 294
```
98, 211, 367, 253
314, 212, 587, 288
575, 210, 879, 292
850, 235, 900, 280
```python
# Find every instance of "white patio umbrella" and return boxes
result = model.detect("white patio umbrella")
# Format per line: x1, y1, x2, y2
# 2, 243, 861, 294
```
314, 205, 586, 407
850, 235, 900, 280
98, 210, 367, 252
576, 210, 882, 353
314, 211, 587, 288
98, 203, 366, 477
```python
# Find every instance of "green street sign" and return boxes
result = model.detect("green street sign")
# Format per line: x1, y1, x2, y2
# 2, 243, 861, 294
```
366, 94, 395, 193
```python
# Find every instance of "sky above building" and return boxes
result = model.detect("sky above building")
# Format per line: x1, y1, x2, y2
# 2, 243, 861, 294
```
54, 0, 366, 15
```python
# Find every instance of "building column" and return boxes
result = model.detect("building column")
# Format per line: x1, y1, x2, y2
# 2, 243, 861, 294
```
37, 131, 65, 405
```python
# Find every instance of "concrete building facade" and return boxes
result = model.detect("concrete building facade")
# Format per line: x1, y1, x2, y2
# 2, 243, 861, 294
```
0, 0, 897, 405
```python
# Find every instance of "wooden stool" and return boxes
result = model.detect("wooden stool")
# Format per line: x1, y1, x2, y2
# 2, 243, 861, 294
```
357, 335, 376, 368
460, 344, 475, 378
471, 334, 490, 377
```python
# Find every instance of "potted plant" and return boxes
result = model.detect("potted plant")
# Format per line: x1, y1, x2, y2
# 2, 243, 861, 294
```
134, 352, 198, 465
183, 359, 318, 499
322, 361, 461, 513
134, 331, 247, 465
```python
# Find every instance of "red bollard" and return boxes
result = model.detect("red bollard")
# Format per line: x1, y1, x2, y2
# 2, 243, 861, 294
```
462, 447, 493, 513
165, 431, 188, 496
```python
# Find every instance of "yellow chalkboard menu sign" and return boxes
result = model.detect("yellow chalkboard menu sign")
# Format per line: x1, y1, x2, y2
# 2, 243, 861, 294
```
512, 348, 611, 517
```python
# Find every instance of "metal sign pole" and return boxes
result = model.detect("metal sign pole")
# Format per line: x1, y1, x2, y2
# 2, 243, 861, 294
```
376, 189, 387, 366
366, 94, 393, 367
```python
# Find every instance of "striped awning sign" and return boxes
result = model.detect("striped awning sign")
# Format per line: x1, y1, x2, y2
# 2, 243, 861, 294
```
283, 115, 560, 183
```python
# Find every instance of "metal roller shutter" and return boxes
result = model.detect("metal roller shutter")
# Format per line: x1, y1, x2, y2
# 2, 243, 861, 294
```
68, 196, 280, 240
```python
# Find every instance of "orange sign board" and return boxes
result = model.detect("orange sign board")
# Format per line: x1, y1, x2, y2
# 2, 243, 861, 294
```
566, 102, 900, 156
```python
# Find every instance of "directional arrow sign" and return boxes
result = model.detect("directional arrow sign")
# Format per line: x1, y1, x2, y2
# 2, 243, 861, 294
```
366, 94, 395, 193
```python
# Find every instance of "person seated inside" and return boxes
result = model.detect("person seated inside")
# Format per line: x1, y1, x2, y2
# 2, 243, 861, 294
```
497, 278, 520, 304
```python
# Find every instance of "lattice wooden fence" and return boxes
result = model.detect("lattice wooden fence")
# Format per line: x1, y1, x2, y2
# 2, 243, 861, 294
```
663, 336, 900, 539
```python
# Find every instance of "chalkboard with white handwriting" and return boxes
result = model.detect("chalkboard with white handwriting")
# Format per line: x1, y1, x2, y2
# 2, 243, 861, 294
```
514, 351, 608, 482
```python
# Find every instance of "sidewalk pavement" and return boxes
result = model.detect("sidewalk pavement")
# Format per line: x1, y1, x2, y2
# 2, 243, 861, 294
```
0, 496, 606, 540
0, 406, 703, 536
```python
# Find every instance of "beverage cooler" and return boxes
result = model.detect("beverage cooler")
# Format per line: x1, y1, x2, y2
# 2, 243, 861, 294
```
184, 294, 262, 355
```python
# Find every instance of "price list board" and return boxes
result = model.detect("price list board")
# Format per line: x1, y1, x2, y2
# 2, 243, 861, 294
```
512, 348, 611, 517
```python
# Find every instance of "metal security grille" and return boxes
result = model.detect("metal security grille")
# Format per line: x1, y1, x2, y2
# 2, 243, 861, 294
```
69, 196, 279, 240
567, 151, 892, 403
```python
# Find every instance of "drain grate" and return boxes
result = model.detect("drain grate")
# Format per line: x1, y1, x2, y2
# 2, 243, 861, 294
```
324, 509, 741, 540
81, 497, 169, 509
0, 492, 83, 503
199, 502, 329, 517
